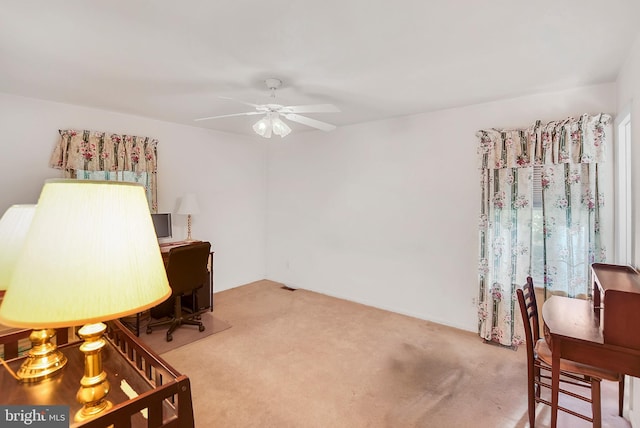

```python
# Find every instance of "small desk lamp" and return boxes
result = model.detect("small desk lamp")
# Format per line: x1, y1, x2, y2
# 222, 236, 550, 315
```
177, 193, 200, 241
0, 204, 68, 382
0, 180, 171, 422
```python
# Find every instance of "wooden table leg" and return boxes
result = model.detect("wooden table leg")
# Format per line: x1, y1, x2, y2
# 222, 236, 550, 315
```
551, 342, 560, 428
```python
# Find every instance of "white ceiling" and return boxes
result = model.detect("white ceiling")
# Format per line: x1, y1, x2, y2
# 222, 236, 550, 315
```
1, 1, 639, 137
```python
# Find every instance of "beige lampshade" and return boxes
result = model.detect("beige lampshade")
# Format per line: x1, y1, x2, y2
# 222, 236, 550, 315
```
0, 204, 36, 290
0, 180, 171, 328
177, 193, 200, 215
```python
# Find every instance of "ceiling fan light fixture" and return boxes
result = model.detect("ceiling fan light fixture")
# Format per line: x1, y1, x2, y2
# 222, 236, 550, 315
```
272, 117, 291, 138
198, 78, 339, 136
252, 112, 290, 138
252, 117, 271, 138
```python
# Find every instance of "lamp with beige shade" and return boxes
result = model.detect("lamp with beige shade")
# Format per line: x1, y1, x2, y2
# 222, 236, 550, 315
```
0, 204, 68, 383
0, 180, 171, 422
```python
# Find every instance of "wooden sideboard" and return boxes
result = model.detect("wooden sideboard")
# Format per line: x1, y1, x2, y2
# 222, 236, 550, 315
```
0, 320, 195, 427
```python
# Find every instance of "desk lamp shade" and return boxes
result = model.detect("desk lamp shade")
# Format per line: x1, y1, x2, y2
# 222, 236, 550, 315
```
177, 193, 200, 241
0, 204, 69, 383
0, 204, 36, 290
0, 180, 171, 421
0, 180, 171, 326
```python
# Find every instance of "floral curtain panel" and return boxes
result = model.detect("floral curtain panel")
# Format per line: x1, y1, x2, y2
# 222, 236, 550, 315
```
49, 129, 159, 212
476, 113, 610, 347
477, 165, 534, 346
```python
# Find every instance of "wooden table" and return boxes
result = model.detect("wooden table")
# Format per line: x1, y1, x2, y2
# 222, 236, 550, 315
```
542, 296, 640, 427
0, 320, 194, 427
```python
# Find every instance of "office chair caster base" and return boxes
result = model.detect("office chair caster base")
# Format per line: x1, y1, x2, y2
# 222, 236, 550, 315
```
146, 327, 152, 334
199, 325, 205, 332
166, 333, 173, 342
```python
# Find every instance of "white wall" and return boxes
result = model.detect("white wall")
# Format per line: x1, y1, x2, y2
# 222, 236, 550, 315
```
266, 83, 616, 331
0, 83, 619, 333
616, 33, 640, 427
0, 93, 268, 292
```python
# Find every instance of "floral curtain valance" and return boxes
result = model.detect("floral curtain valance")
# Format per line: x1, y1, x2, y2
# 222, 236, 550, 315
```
50, 129, 158, 173
49, 129, 159, 212
476, 113, 611, 170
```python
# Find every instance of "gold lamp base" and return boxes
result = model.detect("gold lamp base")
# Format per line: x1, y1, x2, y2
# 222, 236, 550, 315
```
75, 393, 112, 422
17, 329, 67, 383
75, 322, 113, 422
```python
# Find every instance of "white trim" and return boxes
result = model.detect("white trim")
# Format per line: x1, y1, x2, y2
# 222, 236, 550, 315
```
615, 105, 632, 265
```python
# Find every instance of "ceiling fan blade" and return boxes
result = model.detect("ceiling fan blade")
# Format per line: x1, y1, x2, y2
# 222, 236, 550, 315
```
194, 111, 263, 122
280, 104, 340, 114
283, 113, 337, 132
218, 96, 262, 109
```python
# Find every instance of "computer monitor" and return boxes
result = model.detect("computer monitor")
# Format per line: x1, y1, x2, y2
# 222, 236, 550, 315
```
151, 213, 172, 239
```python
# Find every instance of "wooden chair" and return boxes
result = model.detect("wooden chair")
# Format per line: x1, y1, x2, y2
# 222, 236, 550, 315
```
146, 241, 211, 342
517, 276, 624, 427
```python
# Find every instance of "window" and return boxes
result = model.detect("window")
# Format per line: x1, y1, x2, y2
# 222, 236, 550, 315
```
531, 166, 545, 287
76, 170, 153, 210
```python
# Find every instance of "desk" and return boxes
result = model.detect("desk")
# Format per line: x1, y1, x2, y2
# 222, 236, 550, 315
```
542, 296, 640, 427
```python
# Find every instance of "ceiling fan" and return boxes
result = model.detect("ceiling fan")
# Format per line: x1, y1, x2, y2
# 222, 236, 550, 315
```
194, 78, 340, 138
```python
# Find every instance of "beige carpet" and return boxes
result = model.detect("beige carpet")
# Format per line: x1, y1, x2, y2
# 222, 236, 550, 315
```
160, 280, 630, 428
138, 312, 231, 355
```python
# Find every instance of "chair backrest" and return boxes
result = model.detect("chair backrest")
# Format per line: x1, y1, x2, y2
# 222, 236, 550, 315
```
516, 276, 539, 358
165, 241, 211, 296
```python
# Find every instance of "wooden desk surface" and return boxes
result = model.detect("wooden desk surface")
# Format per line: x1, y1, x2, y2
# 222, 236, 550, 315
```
542, 295, 640, 376
542, 296, 603, 344
542, 295, 640, 428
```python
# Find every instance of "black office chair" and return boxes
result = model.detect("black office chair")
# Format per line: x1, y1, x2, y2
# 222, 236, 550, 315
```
146, 241, 211, 342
